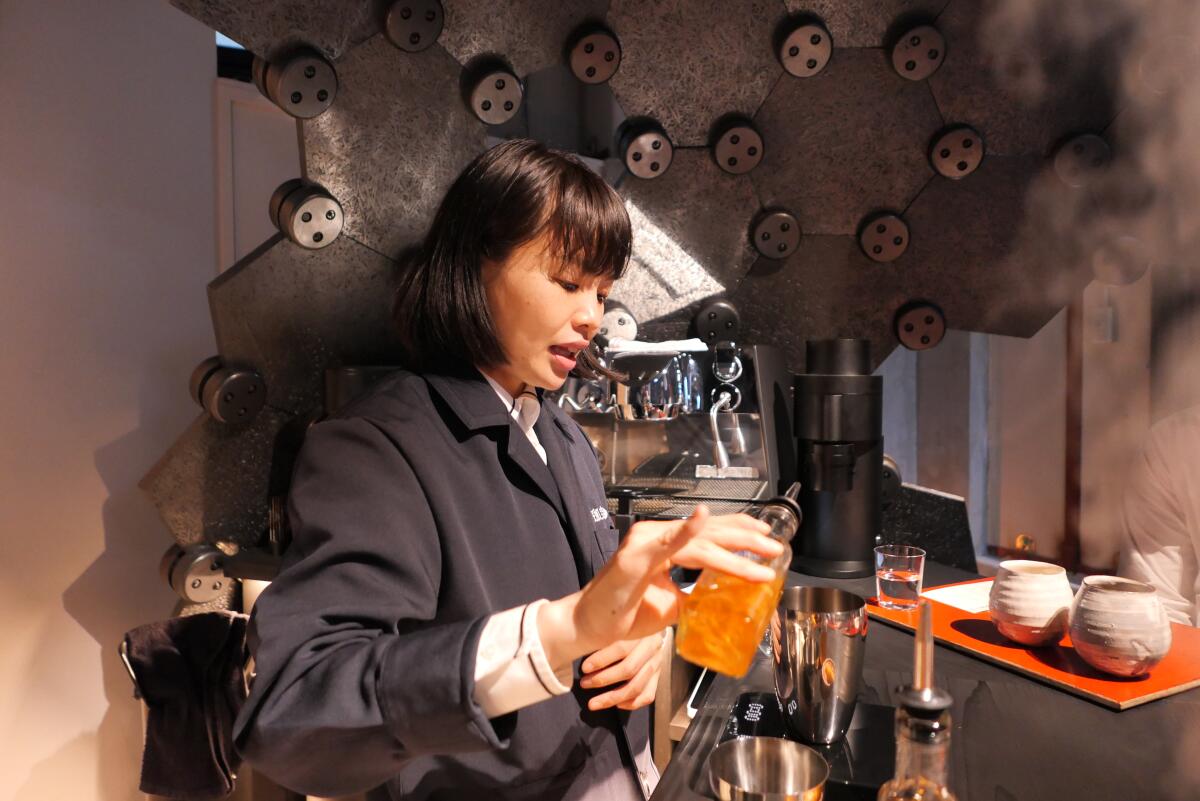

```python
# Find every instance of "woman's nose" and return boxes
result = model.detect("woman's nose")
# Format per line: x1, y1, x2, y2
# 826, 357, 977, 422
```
573, 300, 601, 338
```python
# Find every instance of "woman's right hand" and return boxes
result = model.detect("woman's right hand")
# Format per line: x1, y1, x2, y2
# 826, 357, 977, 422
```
537, 505, 784, 671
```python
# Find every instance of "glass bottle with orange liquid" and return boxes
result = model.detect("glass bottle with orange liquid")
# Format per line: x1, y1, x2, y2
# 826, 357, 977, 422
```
675, 483, 802, 677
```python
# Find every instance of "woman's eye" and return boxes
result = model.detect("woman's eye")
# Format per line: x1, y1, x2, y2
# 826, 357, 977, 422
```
558, 280, 580, 292
597, 293, 609, 304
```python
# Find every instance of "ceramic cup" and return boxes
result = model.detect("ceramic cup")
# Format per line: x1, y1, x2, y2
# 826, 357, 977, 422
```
1069, 575, 1173, 677
988, 560, 1074, 646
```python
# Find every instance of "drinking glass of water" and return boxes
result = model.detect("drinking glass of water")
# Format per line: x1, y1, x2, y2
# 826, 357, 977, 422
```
874, 544, 926, 610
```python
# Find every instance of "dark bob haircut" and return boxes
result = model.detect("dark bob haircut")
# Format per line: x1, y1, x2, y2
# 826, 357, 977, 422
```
393, 138, 631, 374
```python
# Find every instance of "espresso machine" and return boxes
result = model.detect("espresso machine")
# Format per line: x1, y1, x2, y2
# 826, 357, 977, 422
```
563, 342, 796, 534
791, 339, 882, 578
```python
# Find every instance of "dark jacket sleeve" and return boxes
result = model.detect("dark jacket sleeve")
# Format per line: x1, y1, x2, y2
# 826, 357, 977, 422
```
232, 417, 513, 796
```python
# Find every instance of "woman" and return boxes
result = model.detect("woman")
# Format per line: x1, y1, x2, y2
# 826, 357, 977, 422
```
232, 139, 781, 801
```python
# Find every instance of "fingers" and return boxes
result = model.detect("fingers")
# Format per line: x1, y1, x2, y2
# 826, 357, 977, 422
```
694, 520, 783, 561
615, 668, 659, 711
581, 638, 638, 675
644, 504, 710, 562
573, 507, 779, 652
587, 654, 659, 711
621, 508, 777, 570
599, 506, 710, 600
580, 634, 663, 689
671, 538, 778, 582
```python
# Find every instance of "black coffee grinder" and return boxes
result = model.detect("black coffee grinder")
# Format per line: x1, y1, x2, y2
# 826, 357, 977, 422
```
791, 338, 882, 578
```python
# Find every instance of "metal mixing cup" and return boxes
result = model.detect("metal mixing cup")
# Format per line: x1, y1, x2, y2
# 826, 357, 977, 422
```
772, 586, 868, 744
708, 736, 829, 801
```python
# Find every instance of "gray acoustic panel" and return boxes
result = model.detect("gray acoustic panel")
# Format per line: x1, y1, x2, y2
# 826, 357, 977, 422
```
928, 0, 1121, 156
899, 155, 1090, 337
787, 0, 953, 49
439, 0, 609, 77
608, 0, 784, 146
140, 409, 291, 547
613, 150, 760, 323
302, 36, 486, 260
208, 234, 403, 418
753, 48, 942, 234
170, 0, 386, 61
730, 236, 907, 372
882, 483, 976, 572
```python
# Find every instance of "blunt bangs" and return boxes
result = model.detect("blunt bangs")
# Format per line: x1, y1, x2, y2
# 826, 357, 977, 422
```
538, 160, 631, 283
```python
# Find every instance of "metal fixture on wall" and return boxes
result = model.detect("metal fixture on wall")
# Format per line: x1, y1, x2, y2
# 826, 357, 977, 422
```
189, 356, 266, 425
269, 178, 344, 249
750, 209, 801, 260
694, 299, 742, 346
890, 24, 946, 81
894, 301, 947, 351
711, 117, 765, 175
1092, 234, 1150, 286
929, 124, 984, 179
464, 58, 524, 125
251, 48, 338, 119
777, 17, 833, 78
160, 543, 232, 604
568, 25, 622, 84
857, 211, 910, 263
1053, 132, 1112, 189
384, 0, 444, 53
619, 119, 673, 179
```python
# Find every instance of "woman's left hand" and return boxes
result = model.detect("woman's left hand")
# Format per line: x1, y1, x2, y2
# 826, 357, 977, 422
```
578, 634, 665, 711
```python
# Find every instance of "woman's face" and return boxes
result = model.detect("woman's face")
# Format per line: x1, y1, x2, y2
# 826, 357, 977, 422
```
481, 234, 613, 395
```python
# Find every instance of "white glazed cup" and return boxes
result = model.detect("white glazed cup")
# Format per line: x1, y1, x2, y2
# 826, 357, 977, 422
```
1069, 576, 1173, 677
988, 560, 1073, 647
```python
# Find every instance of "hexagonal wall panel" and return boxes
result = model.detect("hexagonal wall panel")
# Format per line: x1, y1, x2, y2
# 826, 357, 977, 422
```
612, 150, 760, 323
208, 234, 403, 418
730, 236, 908, 372
929, 0, 1121, 156
302, 36, 486, 260
439, 0, 609, 78
170, 0, 386, 60
786, 0, 952, 48
140, 408, 291, 547
898, 154, 1091, 337
608, 0, 784, 146
754, 48, 943, 234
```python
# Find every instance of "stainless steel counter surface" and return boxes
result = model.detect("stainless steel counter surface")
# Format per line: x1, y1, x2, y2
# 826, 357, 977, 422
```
651, 564, 1200, 801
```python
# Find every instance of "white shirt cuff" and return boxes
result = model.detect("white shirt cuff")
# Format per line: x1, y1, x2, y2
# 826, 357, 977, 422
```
473, 599, 574, 718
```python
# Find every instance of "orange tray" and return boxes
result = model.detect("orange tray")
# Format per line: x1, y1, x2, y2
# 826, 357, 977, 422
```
867, 578, 1200, 710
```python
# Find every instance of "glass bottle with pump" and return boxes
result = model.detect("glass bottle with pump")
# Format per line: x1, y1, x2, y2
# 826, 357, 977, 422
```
675, 483, 802, 677
878, 601, 958, 801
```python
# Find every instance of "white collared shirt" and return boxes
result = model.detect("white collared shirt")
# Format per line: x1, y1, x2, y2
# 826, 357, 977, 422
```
480, 372, 547, 464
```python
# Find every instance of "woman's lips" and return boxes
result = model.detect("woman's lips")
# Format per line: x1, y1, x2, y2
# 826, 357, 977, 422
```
549, 345, 577, 372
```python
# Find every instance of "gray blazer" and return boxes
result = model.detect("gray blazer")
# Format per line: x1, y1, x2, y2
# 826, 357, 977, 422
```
232, 366, 649, 800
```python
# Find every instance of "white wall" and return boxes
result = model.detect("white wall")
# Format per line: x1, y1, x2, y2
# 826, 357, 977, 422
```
992, 311, 1069, 560
877, 345, 918, 485
0, 1, 217, 799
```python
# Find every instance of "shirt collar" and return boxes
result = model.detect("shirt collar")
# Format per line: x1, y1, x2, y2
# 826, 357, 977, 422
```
481, 372, 541, 431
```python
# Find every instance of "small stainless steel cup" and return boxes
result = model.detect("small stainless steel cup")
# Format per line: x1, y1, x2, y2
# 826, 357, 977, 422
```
773, 586, 868, 744
708, 736, 829, 801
